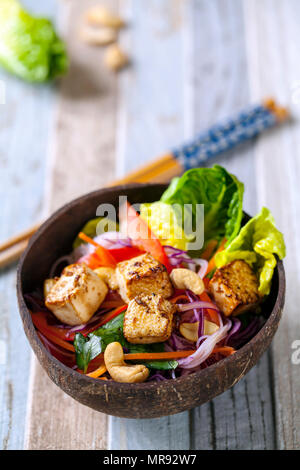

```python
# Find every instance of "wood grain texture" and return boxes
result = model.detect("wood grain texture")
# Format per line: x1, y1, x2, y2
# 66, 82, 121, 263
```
109, 0, 191, 449
186, 0, 276, 450
0, 1, 57, 450
45, 0, 118, 212
110, 0, 277, 450
24, 0, 120, 450
244, 0, 300, 450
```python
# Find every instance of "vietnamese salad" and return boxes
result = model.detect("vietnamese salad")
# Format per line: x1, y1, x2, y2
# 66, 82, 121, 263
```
25, 165, 286, 383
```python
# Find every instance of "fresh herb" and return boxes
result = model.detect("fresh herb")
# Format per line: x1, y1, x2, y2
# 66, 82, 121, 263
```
74, 313, 178, 372
74, 333, 102, 374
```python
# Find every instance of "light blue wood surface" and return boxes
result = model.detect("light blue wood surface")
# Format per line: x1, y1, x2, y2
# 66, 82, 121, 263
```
110, 0, 275, 450
0, 0, 57, 450
1, 0, 298, 450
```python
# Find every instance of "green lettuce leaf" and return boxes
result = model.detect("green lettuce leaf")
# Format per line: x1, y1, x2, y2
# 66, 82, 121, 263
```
140, 202, 193, 250
215, 207, 286, 296
141, 165, 244, 251
0, 0, 68, 82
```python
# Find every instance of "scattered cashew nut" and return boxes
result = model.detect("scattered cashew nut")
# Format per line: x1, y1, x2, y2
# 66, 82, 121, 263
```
104, 342, 149, 383
86, 6, 125, 29
170, 268, 205, 295
94, 267, 118, 290
104, 44, 129, 71
79, 27, 117, 46
179, 320, 219, 342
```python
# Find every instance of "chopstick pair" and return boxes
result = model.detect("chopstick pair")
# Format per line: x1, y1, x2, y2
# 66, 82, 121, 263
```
0, 98, 289, 270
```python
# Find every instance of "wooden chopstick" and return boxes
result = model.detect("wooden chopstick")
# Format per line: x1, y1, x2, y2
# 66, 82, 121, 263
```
0, 152, 183, 270
0, 240, 29, 269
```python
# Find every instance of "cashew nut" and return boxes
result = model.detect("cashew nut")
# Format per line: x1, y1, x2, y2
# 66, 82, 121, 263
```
86, 6, 125, 29
170, 268, 204, 295
79, 27, 117, 46
180, 320, 219, 342
94, 267, 118, 290
104, 342, 149, 383
43, 278, 57, 299
104, 44, 129, 71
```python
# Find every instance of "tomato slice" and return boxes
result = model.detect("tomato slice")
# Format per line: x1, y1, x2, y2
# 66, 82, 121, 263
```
78, 232, 117, 268
78, 251, 104, 270
108, 245, 144, 263
31, 305, 127, 344
120, 202, 172, 272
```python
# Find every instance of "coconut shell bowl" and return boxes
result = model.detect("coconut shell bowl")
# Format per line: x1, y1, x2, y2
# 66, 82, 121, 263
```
17, 183, 285, 419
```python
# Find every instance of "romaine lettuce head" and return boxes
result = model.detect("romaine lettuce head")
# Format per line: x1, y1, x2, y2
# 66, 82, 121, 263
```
215, 207, 286, 296
157, 165, 244, 250
140, 202, 194, 250
0, 0, 68, 82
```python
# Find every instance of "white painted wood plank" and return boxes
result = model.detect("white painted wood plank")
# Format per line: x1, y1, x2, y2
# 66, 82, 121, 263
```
24, 0, 120, 450
0, 0, 57, 451
110, 0, 191, 451
244, 0, 300, 450
188, 0, 276, 449
116, 0, 186, 178
109, 412, 190, 451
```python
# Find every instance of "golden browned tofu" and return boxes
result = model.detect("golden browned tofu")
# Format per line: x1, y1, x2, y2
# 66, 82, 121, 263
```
208, 260, 260, 317
45, 264, 108, 325
115, 253, 173, 303
124, 294, 177, 344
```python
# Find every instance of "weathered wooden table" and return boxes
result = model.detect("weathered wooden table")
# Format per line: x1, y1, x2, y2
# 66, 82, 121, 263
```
0, 0, 299, 450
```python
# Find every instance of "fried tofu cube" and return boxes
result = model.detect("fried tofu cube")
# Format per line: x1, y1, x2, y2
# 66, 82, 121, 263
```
208, 259, 260, 317
115, 253, 173, 303
124, 293, 176, 344
45, 264, 108, 325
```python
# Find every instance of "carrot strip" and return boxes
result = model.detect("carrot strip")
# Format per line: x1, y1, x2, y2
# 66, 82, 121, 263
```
35, 323, 75, 352
78, 232, 102, 249
170, 294, 190, 304
212, 346, 235, 356
203, 277, 210, 290
78, 232, 117, 267
101, 300, 126, 310
206, 238, 227, 275
200, 239, 218, 260
87, 364, 107, 378
199, 292, 220, 326
124, 350, 195, 360
97, 305, 127, 327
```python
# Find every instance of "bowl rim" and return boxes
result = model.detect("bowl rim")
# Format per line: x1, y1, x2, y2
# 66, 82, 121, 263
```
17, 182, 286, 392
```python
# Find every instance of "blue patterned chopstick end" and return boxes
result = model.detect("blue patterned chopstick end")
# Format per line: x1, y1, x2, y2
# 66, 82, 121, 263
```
173, 103, 281, 170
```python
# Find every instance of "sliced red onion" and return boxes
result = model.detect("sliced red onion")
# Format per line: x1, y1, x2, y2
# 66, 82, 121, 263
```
164, 246, 208, 278
64, 309, 111, 338
194, 259, 208, 279
224, 317, 241, 346
94, 232, 132, 249
185, 290, 204, 335
178, 319, 232, 369
168, 333, 194, 351
72, 231, 133, 262
177, 301, 219, 312
148, 373, 168, 382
